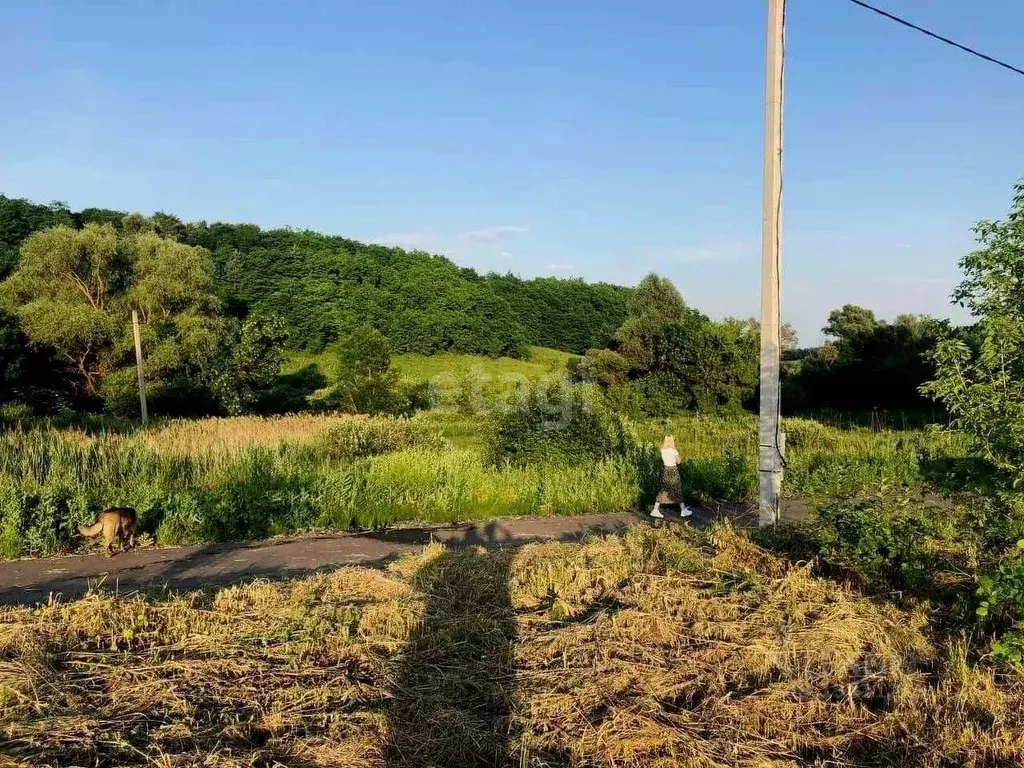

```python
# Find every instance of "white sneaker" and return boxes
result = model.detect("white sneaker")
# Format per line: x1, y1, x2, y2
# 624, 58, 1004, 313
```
680, 507, 694, 518
650, 507, 664, 519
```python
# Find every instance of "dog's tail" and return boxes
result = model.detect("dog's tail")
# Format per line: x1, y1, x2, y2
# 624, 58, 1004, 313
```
78, 520, 104, 538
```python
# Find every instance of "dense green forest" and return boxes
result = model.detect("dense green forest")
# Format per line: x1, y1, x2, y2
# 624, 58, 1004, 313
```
0, 193, 977, 420
0, 196, 629, 357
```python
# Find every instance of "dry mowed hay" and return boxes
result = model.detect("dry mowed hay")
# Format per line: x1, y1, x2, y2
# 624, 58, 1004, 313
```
2, 527, 1024, 767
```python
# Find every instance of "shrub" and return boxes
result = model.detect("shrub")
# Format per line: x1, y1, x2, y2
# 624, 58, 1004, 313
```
485, 380, 637, 467
766, 492, 977, 599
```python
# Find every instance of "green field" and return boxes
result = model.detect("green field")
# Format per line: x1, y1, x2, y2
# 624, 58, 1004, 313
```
285, 345, 574, 384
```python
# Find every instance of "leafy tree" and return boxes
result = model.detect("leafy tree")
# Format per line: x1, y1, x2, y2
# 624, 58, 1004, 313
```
1, 195, 635, 359
644, 315, 759, 414
211, 314, 290, 415
577, 348, 631, 389
925, 181, 1024, 475
825, 305, 880, 351
615, 273, 687, 371
782, 322, 798, 351
485, 274, 630, 353
321, 325, 404, 415
788, 304, 951, 412
0, 196, 75, 279
745, 318, 798, 351
0, 223, 229, 413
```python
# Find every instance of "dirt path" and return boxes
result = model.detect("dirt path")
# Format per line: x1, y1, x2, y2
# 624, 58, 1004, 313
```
0, 512, 647, 606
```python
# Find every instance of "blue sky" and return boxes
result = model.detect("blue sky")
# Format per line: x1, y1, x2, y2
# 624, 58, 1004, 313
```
3, 1, 1023, 344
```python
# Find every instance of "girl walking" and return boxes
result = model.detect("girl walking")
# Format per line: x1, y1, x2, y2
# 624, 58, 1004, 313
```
651, 435, 693, 519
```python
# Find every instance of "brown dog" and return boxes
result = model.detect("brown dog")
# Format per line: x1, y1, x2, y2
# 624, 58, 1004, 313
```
79, 507, 138, 555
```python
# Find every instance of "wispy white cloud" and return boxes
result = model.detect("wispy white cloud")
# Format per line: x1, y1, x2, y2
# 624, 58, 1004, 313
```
372, 232, 430, 248
547, 262, 576, 272
642, 236, 756, 265
457, 223, 531, 243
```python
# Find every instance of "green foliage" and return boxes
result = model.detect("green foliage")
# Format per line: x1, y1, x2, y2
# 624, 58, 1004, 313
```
679, 452, 757, 504
211, 314, 290, 415
485, 381, 638, 467
576, 348, 631, 389
977, 544, 1024, 664
575, 272, 759, 417
1, 195, 632, 368
824, 304, 880, 342
484, 274, 630, 354
264, 363, 328, 412
802, 493, 963, 593
925, 181, 1024, 479
0, 223, 231, 414
186, 222, 530, 357
0, 309, 74, 412
615, 273, 687, 371
331, 326, 402, 414
0, 196, 75, 279
0, 416, 648, 555
789, 307, 954, 412
313, 417, 447, 461
641, 317, 759, 414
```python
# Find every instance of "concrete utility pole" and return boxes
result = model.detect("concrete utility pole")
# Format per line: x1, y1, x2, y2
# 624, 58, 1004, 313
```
132, 310, 148, 425
759, 0, 786, 526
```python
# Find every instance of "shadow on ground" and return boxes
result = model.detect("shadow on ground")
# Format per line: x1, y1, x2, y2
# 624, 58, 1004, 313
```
387, 548, 517, 767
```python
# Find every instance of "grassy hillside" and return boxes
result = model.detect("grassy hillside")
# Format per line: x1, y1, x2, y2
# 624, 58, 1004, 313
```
285, 346, 575, 385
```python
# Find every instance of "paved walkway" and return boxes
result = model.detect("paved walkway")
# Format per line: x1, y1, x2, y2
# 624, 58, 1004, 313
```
0, 513, 646, 606
0, 499, 809, 606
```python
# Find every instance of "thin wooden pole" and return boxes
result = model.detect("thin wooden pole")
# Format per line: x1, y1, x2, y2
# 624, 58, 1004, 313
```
759, 0, 786, 526
132, 310, 148, 425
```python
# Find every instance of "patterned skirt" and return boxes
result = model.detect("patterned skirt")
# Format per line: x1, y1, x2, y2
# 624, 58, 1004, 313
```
655, 464, 683, 504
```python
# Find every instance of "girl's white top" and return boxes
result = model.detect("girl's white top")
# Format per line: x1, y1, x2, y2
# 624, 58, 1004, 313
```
661, 447, 680, 467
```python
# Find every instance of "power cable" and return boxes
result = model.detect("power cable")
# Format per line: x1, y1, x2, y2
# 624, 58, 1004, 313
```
846, 0, 1024, 78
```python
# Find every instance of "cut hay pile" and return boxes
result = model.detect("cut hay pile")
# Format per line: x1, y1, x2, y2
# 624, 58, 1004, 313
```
2, 526, 1023, 767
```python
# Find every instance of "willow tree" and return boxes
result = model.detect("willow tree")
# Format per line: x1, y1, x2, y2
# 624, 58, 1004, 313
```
0, 222, 228, 410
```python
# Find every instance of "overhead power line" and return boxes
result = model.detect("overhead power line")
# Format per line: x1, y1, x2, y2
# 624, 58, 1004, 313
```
846, 0, 1024, 78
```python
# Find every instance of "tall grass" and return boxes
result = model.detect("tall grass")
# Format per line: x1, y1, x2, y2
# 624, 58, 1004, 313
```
0, 410, 970, 559
0, 415, 650, 558
638, 414, 970, 503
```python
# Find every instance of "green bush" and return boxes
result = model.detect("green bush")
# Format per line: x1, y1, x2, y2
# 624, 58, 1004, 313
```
484, 380, 637, 467
756, 491, 989, 605
314, 417, 447, 461
976, 543, 1024, 664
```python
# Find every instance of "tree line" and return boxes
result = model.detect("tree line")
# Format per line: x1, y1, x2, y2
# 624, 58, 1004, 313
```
0, 190, 997, 421
0, 196, 630, 358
